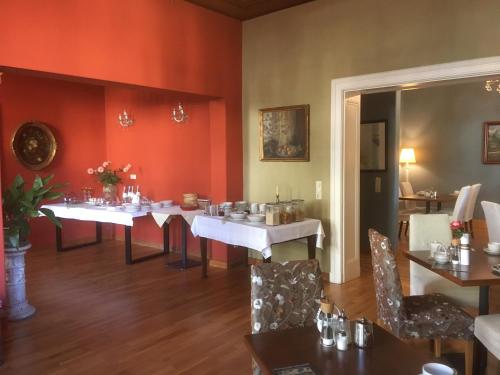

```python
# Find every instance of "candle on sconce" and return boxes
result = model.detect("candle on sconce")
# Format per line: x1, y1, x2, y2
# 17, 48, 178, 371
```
275, 185, 279, 196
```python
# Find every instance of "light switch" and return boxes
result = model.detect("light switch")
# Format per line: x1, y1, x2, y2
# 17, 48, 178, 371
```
315, 181, 322, 200
375, 177, 381, 193
130, 174, 137, 180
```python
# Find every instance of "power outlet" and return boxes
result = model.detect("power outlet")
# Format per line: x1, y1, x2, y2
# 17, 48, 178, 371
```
315, 181, 322, 200
130, 174, 137, 180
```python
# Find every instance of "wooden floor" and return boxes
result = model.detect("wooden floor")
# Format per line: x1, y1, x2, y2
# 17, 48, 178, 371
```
0, 223, 496, 374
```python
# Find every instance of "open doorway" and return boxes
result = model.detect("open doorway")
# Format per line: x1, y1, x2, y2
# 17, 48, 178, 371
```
329, 56, 500, 284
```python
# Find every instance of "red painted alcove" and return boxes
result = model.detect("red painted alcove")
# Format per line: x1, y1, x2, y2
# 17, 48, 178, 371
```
0, 0, 244, 299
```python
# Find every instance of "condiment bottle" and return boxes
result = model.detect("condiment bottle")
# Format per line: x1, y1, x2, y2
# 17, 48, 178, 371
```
460, 233, 470, 266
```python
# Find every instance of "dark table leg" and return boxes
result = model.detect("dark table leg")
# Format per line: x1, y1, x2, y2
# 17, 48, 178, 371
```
426, 201, 431, 214
125, 225, 132, 265
437, 202, 442, 212
125, 225, 166, 264
163, 222, 170, 254
167, 217, 201, 270
307, 235, 317, 259
474, 285, 489, 375
56, 221, 102, 252
200, 237, 208, 278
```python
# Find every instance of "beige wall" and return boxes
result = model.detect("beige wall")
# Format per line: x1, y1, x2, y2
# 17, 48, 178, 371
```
243, 0, 500, 271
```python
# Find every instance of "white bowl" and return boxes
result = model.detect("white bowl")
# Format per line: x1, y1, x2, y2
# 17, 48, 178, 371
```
247, 214, 265, 223
434, 255, 449, 264
151, 202, 163, 210
229, 211, 247, 220
488, 242, 500, 252
162, 200, 173, 207
422, 363, 456, 375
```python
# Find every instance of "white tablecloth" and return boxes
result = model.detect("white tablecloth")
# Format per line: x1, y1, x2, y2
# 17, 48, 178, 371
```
190, 216, 325, 259
41, 203, 148, 226
151, 205, 204, 227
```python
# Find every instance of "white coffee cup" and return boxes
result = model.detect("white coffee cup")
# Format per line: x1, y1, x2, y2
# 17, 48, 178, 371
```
422, 363, 455, 375
488, 242, 500, 252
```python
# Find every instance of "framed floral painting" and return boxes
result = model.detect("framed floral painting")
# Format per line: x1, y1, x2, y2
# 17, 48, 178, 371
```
259, 105, 310, 162
483, 121, 500, 164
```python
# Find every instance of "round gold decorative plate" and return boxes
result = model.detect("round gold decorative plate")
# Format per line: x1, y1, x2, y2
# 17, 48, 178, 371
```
11, 121, 57, 170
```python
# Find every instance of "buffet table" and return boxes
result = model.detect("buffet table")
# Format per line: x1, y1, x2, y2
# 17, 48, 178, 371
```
41, 203, 167, 264
191, 216, 325, 277
151, 205, 205, 269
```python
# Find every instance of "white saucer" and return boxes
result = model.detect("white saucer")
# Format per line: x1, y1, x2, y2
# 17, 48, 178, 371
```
484, 248, 500, 256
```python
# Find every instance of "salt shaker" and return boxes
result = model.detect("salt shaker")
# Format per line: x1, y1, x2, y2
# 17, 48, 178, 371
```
336, 330, 348, 351
354, 317, 374, 348
337, 309, 351, 344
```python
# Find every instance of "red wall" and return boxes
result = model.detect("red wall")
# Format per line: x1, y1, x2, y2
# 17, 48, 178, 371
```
104, 86, 212, 253
0, 73, 108, 296
0, 0, 243, 295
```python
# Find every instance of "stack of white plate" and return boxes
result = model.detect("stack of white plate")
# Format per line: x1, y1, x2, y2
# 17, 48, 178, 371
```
124, 204, 140, 213
151, 202, 163, 210
162, 200, 173, 208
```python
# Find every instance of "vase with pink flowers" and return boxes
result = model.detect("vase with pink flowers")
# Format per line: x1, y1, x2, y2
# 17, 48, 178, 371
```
450, 220, 465, 246
87, 161, 132, 202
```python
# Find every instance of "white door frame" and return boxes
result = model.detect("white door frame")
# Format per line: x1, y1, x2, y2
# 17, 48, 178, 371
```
330, 56, 500, 284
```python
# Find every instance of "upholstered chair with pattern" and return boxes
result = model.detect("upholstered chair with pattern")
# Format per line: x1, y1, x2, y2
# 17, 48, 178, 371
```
250, 259, 323, 374
368, 229, 474, 375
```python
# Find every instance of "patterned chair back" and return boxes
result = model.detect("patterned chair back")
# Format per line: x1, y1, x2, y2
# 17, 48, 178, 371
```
368, 229, 406, 336
250, 259, 323, 334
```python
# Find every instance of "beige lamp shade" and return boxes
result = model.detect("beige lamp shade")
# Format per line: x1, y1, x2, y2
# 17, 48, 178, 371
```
399, 148, 416, 164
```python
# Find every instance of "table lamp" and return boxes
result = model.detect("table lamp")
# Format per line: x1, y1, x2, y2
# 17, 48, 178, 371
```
399, 148, 416, 182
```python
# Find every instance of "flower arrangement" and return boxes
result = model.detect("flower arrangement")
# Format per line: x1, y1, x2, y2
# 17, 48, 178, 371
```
87, 161, 131, 186
450, 220, 465, 238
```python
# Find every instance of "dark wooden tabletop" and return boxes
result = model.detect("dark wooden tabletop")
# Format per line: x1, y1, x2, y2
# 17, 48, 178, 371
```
244, 324, 447, 375
404, 249, 500, 287
398, 194, 457, 203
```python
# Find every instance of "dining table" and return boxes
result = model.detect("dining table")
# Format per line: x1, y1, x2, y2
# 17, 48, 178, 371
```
244, 324, 450, 375
41, 203, 168, 264
399, 193, 457, 213
190, 215, 325, 277
404, 246, 500, 375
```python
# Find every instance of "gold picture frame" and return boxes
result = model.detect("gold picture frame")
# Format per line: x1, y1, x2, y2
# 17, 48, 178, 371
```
259, 104, 310, 161
483, 121, 500, 164
11, 121, 57, 170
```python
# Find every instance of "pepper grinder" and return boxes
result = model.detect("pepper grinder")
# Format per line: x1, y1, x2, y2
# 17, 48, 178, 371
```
319, 300, 336, 347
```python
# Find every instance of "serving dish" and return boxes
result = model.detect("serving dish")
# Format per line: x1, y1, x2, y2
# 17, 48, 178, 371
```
229, 211, 247, 220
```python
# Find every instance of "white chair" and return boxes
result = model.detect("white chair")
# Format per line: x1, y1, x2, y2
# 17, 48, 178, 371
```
475, 314, 500, 360
463, 184, 481, 237
400, 181, 419, 211
399, 183, 425, 238
482, 201, 500, 243
446, 185, 471, 222
409, 213, 478, 308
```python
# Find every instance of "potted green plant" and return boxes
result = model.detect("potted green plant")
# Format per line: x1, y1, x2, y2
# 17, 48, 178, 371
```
2, 174, 64, 320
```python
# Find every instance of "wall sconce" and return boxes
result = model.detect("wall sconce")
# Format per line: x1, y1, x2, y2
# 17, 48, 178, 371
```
118, 110, 134, 128
485, 80, 500, 93
399, 147, 416, 182
172, 103, 188, 124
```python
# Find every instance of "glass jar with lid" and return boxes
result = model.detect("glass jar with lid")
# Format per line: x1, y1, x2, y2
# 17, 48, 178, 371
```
292, 199, 305, 221
265, 203, 281, 225
280, 202, 295, 224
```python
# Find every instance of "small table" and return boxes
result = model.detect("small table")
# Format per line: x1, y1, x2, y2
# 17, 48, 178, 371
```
151, 205, 205, 270
244, 325, 447, 375
191, 216, 325, 278
41, 203, 167, 264
404, 249, 500, 375
399, 194, 457, 213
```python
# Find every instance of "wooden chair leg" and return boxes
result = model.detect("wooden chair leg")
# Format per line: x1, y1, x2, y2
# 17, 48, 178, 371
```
469, 220, 474, 238
398, 221, 403, 239
465, 340, 473, 375
404, 221, 409, 237
434, 337, 442, 358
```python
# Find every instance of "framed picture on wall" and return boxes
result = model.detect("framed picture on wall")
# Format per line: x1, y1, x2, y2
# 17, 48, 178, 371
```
483, 121, 500, 164
259, 105, 310, 161
360, 120, 387, 171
